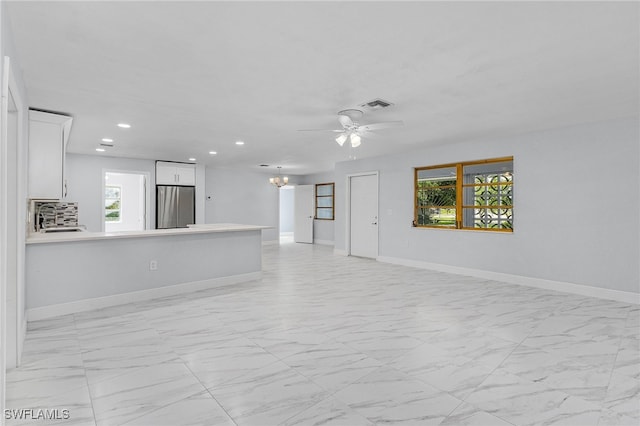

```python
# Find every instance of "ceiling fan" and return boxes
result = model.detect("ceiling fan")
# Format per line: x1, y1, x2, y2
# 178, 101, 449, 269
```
298, 109, 403, 148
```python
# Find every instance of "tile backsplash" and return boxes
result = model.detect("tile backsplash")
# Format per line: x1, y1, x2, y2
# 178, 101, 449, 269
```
33, 201, 78, 231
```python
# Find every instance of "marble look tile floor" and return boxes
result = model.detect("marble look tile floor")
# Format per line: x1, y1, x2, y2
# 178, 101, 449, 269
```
6, 243, 639, 426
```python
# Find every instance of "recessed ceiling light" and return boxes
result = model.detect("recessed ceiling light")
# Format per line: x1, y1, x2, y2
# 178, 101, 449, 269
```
96, 148, 105, 152
188, 158, 196, 162
209, 151, 217, 155
102, 138, 113, 142
117, 123, 131, 129
235, 141, 244, 145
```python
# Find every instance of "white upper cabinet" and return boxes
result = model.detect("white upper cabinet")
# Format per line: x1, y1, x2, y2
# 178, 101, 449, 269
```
28, 110, 73, 200
156, 164, 177, 185
174, 164, 196, 185
156, 161, 196, 186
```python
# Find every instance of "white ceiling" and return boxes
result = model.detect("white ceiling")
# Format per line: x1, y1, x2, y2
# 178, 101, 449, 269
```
6, 1, 639, 175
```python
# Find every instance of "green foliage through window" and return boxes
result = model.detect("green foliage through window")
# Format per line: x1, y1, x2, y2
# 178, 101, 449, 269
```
415, 158, 513, 231
105, 185, 122, 223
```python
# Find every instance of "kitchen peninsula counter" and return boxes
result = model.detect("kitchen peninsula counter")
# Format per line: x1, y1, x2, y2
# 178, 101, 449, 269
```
26, 223, 269, 320
26, 223, 269, 244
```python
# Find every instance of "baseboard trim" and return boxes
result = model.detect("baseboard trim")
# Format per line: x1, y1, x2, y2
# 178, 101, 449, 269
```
313, 239, 334, 246
26, 272, 262, 321
334, 248, 348, 256
377, 256, 639, 305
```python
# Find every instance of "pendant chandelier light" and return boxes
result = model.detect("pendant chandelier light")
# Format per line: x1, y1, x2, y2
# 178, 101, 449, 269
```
269, 166, 288, 188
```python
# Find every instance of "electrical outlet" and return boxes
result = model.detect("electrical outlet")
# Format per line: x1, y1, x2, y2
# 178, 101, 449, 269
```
149, 260, 158, 271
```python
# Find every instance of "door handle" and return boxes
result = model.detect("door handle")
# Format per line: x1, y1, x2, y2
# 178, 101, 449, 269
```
372, 222, 377, 225
176, 189, 180, 227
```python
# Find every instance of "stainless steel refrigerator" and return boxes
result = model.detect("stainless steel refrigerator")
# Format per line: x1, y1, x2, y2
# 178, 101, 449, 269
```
156, 185, 195, 229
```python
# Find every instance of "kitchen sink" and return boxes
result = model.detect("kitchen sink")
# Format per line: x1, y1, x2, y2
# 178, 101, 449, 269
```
40, 226, 87, 233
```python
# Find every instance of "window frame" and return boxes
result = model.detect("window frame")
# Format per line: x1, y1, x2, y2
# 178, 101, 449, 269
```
414, 156, 513, 232
315, 182, 335, 220
105, 184, 122, 223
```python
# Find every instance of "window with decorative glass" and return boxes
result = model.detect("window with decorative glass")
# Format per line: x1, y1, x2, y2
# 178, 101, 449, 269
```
414, 157, 513, 231
315, 182, 335, 220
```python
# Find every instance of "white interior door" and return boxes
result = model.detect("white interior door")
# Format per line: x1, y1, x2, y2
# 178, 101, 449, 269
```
294, 185, 314, 243
350, 173, 379, 258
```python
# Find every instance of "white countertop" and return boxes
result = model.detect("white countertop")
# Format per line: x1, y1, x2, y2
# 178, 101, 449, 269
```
26, 223, 270, 245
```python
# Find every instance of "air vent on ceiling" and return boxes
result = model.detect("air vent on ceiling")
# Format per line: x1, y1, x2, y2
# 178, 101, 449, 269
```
259, 164, 269, 167
360, 98, 394, 110
99, 142, 114, 147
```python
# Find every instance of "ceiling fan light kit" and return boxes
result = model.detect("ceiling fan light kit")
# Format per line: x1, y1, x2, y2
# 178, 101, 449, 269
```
335, 130, 362, 148
299, 107, 403, 149
335, 133, 348, 146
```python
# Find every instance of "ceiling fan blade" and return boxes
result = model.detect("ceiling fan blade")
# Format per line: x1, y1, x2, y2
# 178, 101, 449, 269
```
338, 115, 354, 128
358, 120, 404, 131
359, 131, 378, 138
297, 129, 344, 132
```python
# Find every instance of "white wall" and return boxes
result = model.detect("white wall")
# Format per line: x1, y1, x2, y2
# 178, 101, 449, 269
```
104, 172, 145, 232
300, 171, 335, 245
279, 186, 294, 233
67, 155, 206, 232
26, 230, 262, 313
205, 167, 289, 242
68, 161, 297, 242
195, 164, 206, 224
66, 154, 156, 231
334, 117, 639, 295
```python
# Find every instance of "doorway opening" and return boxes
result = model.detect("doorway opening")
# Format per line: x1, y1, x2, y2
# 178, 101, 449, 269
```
279, 185, 295, 244
103, 171, 149, 232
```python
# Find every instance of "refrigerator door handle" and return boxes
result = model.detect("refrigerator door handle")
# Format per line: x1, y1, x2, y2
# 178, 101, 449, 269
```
175, 187, 180, 228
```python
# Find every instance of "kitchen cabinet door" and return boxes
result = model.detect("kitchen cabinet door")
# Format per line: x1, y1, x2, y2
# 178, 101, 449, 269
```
175, 165, 196, 185
156, 161, 195, 185
28, 110, 73, 200
156, 163, 178, 185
